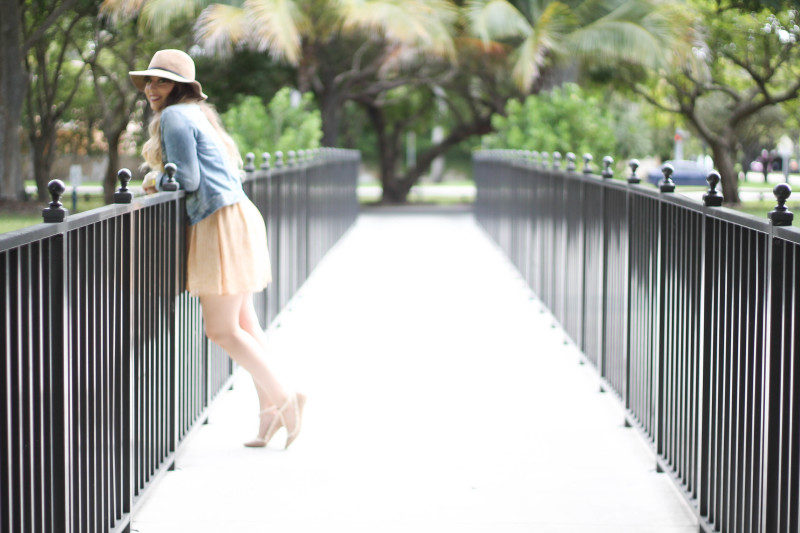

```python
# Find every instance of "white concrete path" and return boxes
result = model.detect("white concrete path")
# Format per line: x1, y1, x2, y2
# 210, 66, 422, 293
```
132, 207, 698, 533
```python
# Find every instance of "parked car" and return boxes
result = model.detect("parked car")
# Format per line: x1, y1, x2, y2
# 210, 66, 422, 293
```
647, 160, 710, 186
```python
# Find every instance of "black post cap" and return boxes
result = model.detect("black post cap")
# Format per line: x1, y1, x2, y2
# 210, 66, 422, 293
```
702, 170, 723, 207
582, 153, 593, 174
245, 152, 255, 171
261, 152, 271, 170
602, 156, 614, 179
552, 151, 562, 170
113, 168, 133, 204
769, 183, 793, 226
162, 163, 179, 191
628, 159, 640, 184
659, 163, 676, 193
42, 179, 68, 223
566, 152, 576, 171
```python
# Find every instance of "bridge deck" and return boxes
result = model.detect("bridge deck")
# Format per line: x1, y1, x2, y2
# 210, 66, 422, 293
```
132, 207, 697, 532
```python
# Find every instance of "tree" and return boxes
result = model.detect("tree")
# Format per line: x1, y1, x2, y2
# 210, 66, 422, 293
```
1, 0, 87, 200
83, 22, 151, 204
24, 4, 96, 200
484, 83, 616, 154
364, 0, 679, 201
101, 0, 458, 146
360, 42, 511, 201
466, 0, 676, 93
631, 4, 800, 203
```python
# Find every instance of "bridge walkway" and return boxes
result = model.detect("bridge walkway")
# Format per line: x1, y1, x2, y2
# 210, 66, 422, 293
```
132, 206, 697, 533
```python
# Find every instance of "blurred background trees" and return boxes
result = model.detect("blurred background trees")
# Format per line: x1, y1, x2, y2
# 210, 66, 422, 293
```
3, 0, 800, 205
221, 88, 323, 156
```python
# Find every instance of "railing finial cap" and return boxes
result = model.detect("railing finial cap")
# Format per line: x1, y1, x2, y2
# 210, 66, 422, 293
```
702, 170, 723, 206
601, 156, 614, 178
114, 168, 133, 204
769, 183, 793, 226
162, 162, 179, 191
42, 179, 67, 223
659, 163, 676, 192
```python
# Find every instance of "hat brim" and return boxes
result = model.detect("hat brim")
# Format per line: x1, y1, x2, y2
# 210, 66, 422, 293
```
129, 68, 208, 100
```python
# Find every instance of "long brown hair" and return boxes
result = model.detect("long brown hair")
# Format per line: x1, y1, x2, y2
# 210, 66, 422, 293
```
141, 81, 242, 173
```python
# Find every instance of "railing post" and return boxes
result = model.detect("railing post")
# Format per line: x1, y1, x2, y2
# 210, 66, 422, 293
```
52, 226, 72, 531
654, 166, 676, 460
697, 169, 722, 519
260, 152, 272, 325
763, 184, 793, 532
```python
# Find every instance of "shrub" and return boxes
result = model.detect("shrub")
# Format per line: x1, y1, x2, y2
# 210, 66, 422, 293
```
221, 88, 323, 158
483, 83, 647, 159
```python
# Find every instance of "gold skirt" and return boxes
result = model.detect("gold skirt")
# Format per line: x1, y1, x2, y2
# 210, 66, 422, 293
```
186, 199, 272, 296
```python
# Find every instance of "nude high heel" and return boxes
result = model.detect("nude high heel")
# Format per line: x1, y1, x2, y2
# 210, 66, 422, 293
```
284, 393, 307, 449
243, 405, 279, 448
263, 393, 307, 450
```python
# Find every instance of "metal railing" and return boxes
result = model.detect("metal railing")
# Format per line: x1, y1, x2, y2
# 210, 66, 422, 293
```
474, 149, 800, 533
0, 147, 359, 533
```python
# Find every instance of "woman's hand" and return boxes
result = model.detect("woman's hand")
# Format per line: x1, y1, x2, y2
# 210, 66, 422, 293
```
142, 170, 159, 195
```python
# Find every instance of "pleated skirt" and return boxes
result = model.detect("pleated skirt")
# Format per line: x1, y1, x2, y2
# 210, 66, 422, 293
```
186, 198, 272, 296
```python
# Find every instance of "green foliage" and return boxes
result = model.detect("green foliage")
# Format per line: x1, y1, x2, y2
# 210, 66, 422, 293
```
221, 88, 322, 157
195, 50, 295, 114
483, 84, 618, 157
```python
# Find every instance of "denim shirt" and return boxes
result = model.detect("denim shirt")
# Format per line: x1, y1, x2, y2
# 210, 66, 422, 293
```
155, 103, 246, 225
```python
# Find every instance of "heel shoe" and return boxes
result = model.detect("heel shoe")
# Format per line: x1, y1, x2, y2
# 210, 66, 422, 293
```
284, 393, 307, 449
264, 393, 307, 449
243, 405, 279, 448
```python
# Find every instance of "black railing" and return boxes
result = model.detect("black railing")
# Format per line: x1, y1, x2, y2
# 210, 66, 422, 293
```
0, 147, 359, 533
475, 149, 800, 533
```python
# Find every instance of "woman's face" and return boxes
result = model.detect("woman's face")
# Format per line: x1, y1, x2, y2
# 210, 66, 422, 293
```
144, 76, 175, 111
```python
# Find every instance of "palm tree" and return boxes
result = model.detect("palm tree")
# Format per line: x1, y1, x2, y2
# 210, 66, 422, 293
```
102, 0, 459, 145
465, 0, 677, 92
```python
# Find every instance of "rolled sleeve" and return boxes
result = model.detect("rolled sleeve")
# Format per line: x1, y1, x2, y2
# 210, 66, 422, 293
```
160, 108, 201, 192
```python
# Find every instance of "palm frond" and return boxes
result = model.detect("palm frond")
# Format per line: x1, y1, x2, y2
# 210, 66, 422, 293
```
510, 1, 572, 90
244, 0, 308, 64
465, 0, 531, 44
567, 0, 675, 69
140, 0, 213, 33
338, 0, 458, 59
195, 4, 249, 55
100, 0, 149, 22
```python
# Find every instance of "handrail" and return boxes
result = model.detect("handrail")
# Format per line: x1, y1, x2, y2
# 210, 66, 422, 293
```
0, 148, 360, 532
474, 149, 799, 533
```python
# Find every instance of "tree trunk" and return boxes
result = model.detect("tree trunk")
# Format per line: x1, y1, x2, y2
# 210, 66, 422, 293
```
30, 125, 57, 202
400, 118, 493, 188
320, 90, 341, 147
379, 145, 405, 202
710, 139, 740, 204
364, 104, 407, 203
103, 132, 123, 205
0, 2, 26, 200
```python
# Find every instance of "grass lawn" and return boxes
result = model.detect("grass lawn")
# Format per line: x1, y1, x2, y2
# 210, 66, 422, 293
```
731, 201, 800, 220
0, 195, 108, 235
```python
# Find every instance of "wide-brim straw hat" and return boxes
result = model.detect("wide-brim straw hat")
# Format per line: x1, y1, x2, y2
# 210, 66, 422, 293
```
129, 49, 207, 100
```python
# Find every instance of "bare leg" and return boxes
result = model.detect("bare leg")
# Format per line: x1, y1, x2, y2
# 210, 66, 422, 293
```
201, 293, 288, 409
238, 295, 273, 412
237, 294, 301, 442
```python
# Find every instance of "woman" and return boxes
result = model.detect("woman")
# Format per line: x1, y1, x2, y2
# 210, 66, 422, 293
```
131, 49, 305, 449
